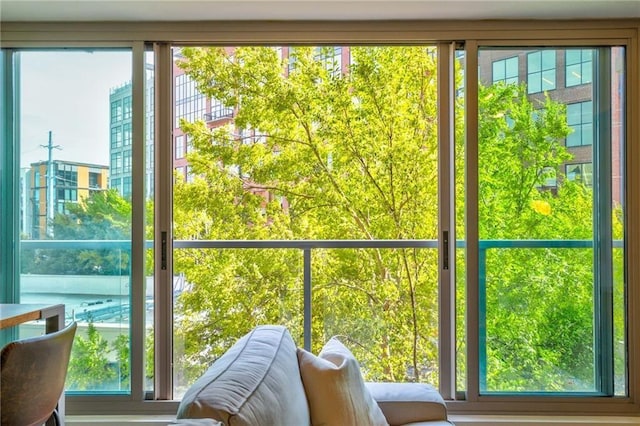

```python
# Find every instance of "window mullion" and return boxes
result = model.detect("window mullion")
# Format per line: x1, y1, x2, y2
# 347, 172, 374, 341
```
437, 41, 456, 400
130, 40, 147, 401
0, 49, 20, 349
464, 39, 480, 402
0, 49, 19, 306
593, 46, 615, 396
154, 42, 174, 400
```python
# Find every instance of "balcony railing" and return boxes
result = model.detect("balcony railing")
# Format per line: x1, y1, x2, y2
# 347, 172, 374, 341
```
19, 238, 624, 393
20, 237, 621, 348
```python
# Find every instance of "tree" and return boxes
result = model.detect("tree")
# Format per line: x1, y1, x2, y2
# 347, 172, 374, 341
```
477, 83, 595, 390
67, 321, 116, 390
21, 189, 132, 275
176, 46, 442, 384
173, 45, 596, 390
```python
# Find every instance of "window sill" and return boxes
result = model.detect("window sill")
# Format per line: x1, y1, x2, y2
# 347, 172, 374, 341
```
67, 415, 640, 425
449, 415, 640, 425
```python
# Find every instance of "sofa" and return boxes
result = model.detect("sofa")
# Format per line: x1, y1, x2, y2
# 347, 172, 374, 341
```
175, 325, 454, 426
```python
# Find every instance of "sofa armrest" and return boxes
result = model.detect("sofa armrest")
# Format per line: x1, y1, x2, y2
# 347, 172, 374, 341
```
365, 382, 450, 425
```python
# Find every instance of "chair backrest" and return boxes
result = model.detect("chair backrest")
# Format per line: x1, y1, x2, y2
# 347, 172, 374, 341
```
1, 321, 77, 426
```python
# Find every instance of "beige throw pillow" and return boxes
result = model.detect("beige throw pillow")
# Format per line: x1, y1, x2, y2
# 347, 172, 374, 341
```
297, 337, 389, 426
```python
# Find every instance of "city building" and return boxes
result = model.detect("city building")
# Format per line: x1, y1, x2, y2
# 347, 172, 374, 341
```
26, 160, 108, 239
108, 66, 155, 199
478, 48, 624, 204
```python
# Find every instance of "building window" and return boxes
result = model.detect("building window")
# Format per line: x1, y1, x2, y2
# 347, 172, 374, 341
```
175, 73, 207, 126
175, 166, 186, 182
186, 135, 194, 154
566, 101, 593, 147
565, 162, 593, 186
55, 163, 78, 187
492, 56, 519, 85
57, 187, 77, 202
111, 152, 123, 173
123, 95, 132, 119
110, 99, 123, 123
110, 153, 118, 173
123, 150, 132, 173
527, 50, 556, 93
566, 49, 593, 87
89, 172, 100, 189
111, 126, 122, 149
314, 46, 343, 77
111, 177, 121, 191
208, 98, 233, 121
123, 123, 132, 146
123, 176, 132, 197
175, 135, 185, 159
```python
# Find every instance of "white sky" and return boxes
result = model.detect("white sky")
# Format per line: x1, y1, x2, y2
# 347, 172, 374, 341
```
19, 50, 132, 168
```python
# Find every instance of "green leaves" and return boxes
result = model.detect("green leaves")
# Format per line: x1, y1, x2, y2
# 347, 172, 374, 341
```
173, 46, 603, 391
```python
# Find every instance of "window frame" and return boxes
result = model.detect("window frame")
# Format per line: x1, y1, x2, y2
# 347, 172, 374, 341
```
1, 20, 639, 417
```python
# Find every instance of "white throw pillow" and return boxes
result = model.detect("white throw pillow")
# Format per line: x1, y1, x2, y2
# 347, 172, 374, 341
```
297, 337, 389, 426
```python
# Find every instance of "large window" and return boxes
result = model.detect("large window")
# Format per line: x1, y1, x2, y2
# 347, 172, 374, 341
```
479, 46, 624, 396
2, 50, 134, 394
171, 44, 443, 396
1, 23, 637, 419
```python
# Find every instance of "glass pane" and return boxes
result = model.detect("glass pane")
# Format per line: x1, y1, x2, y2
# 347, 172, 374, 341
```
455, 48, 467, 396
542, 50, 556, 70
506, 57, 519, 80
144, 47, 155, 393
18, 50, 132, 392
566, 64, 582, 87
584, 60, 593, 84
611, 46, 626, 396
170, 45, 441, 397
477, 47, 625, 394
493, 61, 505, 81
566, 49, 581, 65
528, 74, 541, 94
542, 69, 556, 91
528, 51, 541, 73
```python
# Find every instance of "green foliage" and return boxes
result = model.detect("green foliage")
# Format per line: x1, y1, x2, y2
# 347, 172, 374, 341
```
173, 45, 617, 393
175, 46, 442, 385
67, 322, 116, 390
66, 323, 155, 392
113, 333, 130, 389
21, 189, 132, 275
476, 82, 604, 391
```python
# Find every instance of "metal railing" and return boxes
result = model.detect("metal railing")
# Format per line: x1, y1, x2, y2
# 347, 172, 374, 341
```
20, 237, 623, 379
21, 240, 623, 358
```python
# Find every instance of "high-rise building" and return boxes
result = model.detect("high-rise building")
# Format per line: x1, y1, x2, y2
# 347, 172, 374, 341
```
108, 68, 155, 199
109, 83, 134, 198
